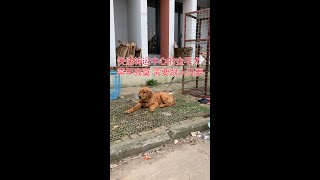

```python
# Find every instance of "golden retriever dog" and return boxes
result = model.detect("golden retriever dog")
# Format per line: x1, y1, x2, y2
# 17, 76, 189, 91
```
125, 87, 176, 113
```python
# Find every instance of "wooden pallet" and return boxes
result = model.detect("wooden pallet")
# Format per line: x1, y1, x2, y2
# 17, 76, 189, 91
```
116, 41, 143, 66
126, 42, 136, 57
116, 40, 130, 58
135, 48, 141, 58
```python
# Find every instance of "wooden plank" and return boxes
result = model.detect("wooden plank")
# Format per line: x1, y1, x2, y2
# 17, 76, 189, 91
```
120, 42, 130, 57
130, 42, 136, 56
126, 43, 131, 57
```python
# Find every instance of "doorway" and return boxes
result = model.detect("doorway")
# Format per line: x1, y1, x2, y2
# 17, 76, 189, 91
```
175, 2, 183, 48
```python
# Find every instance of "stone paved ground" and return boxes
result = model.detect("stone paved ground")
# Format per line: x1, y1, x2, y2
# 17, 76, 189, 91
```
110, 82, 210, 142
110, 98, 210, 142
110, 130, 211, 180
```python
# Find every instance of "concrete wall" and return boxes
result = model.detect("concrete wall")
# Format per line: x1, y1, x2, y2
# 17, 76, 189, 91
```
110, 0, 116, 67
120, 66, 197, 87
114, 0, 128, 45
128, 0, 148, 60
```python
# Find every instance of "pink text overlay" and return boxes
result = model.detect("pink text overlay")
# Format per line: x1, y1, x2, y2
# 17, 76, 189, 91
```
117, 57, 203, 66
117, 67, 205, 77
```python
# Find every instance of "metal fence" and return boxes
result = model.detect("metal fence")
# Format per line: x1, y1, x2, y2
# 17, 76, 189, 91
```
182, 8, 210, 98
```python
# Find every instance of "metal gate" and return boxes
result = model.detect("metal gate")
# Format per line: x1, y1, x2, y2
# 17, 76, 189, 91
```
182, 8, 210, 98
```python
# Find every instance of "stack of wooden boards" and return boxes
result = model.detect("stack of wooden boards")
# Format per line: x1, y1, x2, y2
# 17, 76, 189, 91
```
116, 40, 142, 60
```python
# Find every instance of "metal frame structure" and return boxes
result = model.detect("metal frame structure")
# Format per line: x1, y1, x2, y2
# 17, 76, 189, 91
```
182, 8, 210, 98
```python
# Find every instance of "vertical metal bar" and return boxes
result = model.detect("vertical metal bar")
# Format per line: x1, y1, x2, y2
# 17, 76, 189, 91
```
178, 13, 181, 47
182, 11, 187, 94
195, 16, 202, 90
204, 11, 210, 96
155, 0, 161, 54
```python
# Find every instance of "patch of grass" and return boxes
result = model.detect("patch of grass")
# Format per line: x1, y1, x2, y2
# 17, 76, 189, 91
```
146, 79, 158, 86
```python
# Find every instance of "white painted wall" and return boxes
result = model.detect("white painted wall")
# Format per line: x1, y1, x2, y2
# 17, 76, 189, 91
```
120, 66, 196, 87
114, 0, 128, 45
110, 0, 116, 67
128, 0, 148, 61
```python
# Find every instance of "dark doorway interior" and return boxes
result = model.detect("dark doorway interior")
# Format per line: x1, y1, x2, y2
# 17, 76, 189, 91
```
175, 2, 183, 48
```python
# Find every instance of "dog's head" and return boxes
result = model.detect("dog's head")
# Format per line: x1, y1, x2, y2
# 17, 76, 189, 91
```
138, 87, 153, 101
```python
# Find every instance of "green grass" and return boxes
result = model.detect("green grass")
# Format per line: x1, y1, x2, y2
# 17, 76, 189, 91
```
146, 79, 158, 86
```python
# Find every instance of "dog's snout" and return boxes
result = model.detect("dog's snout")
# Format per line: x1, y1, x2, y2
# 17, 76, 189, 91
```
138, 95, 141, 99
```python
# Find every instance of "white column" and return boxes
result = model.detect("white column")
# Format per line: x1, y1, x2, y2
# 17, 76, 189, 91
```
182, 0, 197, 63
128, 0, 148, 66
168, 0, 175, 59
182, 0, 197, 46
110, 0, 116, 67
140, 0, 149, 60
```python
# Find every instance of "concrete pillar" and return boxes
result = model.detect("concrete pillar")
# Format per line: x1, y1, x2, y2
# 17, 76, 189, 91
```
110, 0, 116, 67
182, 0, 197, 62
160, 0, 169, 59
128, 0, 148, 64
169, 0, 175, 59
160, 0, 175, 59
182, 0, 198, 46
140, 0, 148, 60
114, 0, 129, 46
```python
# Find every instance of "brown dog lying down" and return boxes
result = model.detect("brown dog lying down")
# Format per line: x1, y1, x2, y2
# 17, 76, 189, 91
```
125, 87, 176, 113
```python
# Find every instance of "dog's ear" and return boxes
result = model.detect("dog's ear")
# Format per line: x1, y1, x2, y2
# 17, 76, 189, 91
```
146, 89, 153, 99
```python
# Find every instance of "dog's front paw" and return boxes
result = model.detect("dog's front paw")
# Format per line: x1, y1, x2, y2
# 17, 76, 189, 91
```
159, 104, 165, 108
124, 110, 131, 114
